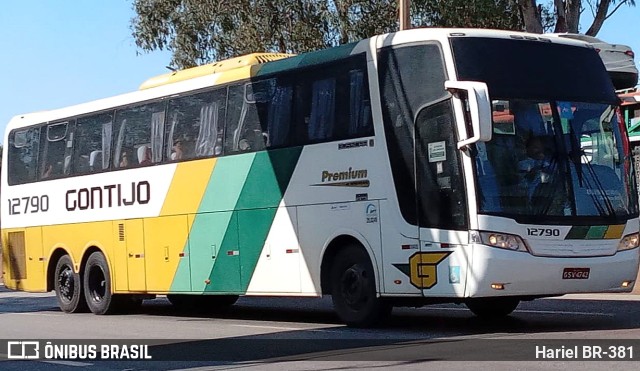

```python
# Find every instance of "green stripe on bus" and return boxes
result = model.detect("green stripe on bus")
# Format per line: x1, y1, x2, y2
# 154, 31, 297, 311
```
586, 225, 608, 239
566, 225, 610, 240
170, 155, 255, 293
205, 147, 303, 292
237, 147, 303, 290
257, 42, 359, 76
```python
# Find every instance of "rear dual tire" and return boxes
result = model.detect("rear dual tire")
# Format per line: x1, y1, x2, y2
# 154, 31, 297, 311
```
54, 252, 140, 315
54, 255, 88, 313
84, 251, 116, 314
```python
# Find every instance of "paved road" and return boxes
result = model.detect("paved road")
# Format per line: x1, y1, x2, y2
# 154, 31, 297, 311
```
1, 285, 640, 370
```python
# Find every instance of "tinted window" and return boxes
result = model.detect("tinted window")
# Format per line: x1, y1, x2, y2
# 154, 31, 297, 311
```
451, 37, 618, 103
348, 69, 373, 137
72, 112, 113, 174
167, 89, 226, 161
415, 101, 468, 229
378, 43, 449, 225
225, 83, 267, 153
8, 127, 40, 185
39, 121, 72, 179
114, 102, 165, 168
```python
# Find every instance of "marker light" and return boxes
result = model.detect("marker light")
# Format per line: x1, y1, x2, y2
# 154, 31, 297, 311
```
622, 281, 633, 288
479, 231, 529, 252
618, 233, 639, 251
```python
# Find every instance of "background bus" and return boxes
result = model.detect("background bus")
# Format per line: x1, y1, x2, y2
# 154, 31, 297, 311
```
621, 88, 640, 193
2, 28, 639, 327
622, 88, 640, 147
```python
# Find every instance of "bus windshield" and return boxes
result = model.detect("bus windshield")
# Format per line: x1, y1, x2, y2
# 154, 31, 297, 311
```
451, 37, 637, 223
475, 100, 638, 222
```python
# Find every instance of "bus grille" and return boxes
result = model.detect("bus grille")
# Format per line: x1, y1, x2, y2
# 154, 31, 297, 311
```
7, 232, 26, 280
118, 223, 125, 241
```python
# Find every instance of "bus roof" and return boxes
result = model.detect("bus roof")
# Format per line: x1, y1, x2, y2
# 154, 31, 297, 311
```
138, 53, 294, 90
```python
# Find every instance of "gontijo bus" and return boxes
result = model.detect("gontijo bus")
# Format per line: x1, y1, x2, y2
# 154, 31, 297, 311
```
2, 28, 639, 327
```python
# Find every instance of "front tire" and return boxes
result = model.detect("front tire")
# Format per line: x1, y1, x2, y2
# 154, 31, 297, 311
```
330, 245, 390, 327
83, 251, 116, 314
466, 297, 520, 318
54, 255, 88, 313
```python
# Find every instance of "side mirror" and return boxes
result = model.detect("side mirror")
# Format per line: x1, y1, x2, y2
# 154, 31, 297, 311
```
445, 80, 492, 149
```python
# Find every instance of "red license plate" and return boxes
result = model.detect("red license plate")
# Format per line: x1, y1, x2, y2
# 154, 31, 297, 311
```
562, 268, 590, 279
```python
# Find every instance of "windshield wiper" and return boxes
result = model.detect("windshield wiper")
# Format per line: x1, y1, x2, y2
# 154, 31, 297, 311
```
579, 150, 616, 216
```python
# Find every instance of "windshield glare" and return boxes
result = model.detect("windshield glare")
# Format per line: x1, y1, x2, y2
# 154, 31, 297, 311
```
475, 100, 638, 221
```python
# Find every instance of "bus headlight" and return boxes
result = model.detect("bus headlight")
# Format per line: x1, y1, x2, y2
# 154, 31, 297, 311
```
479, 231, 529, 252
618, 233, 639, 251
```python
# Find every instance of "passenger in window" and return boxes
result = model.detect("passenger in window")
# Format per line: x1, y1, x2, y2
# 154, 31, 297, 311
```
214, 137, 223, 156
120, 151, 130, 168
138, 145, 152, 166
171, 139, 184, 160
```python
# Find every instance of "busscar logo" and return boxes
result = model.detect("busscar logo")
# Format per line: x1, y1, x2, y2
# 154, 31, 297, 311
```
7, 341, 40, 359
365, 203, 378, 223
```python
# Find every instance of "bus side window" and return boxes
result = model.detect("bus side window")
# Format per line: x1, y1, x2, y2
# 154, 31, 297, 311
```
114, 102, 165, 168
308, 77, 336, 142
167, 88, 225, 160
265, 81, 293, 148
348, 69, 373, 137
225, 83, 266, 153
8, 128, 40, 185
73, 112, 113, 174
39, 121, 71, 180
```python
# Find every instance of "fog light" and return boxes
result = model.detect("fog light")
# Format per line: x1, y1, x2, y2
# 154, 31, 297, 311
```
491, 283, 505, 290
622, 281, 633, 288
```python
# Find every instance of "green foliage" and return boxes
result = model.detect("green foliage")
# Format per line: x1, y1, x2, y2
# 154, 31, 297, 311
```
132, 0, 398, 68
128, 0, 468, 68
412, 0, 523, 30
131, 0, 635, 68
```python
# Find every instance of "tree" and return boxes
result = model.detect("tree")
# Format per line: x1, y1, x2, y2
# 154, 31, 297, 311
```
131, 0, 398, 68
516, 0, 636, 35
412, 0, 524, 31
131, 0, 636, 69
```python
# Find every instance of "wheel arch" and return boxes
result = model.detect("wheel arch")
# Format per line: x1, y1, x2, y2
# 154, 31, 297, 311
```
319, 232, 381, 295
46, 247, 71, 292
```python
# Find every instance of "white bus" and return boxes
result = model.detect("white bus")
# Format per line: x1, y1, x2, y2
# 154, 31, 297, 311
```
2, 28, 639, 327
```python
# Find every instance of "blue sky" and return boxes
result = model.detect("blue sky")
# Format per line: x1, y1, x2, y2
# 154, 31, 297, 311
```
1, 1, 638, 145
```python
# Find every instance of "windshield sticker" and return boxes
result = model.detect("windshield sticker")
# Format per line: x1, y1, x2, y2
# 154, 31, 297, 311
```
558, 101, 574, 119
428, 141, 446, 162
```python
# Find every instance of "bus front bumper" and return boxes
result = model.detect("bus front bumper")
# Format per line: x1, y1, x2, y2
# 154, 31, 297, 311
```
465, 243, 640, 297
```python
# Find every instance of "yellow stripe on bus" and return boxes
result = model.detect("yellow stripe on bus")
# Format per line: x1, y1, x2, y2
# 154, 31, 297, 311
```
160, 159, 217, 216
604, 224, 625, 239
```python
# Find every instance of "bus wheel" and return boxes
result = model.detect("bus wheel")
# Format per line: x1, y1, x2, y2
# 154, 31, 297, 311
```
465, 298, 520, 318
330, 245, 390, 327
83, 252, 116, 315
54, 255, 88, 313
